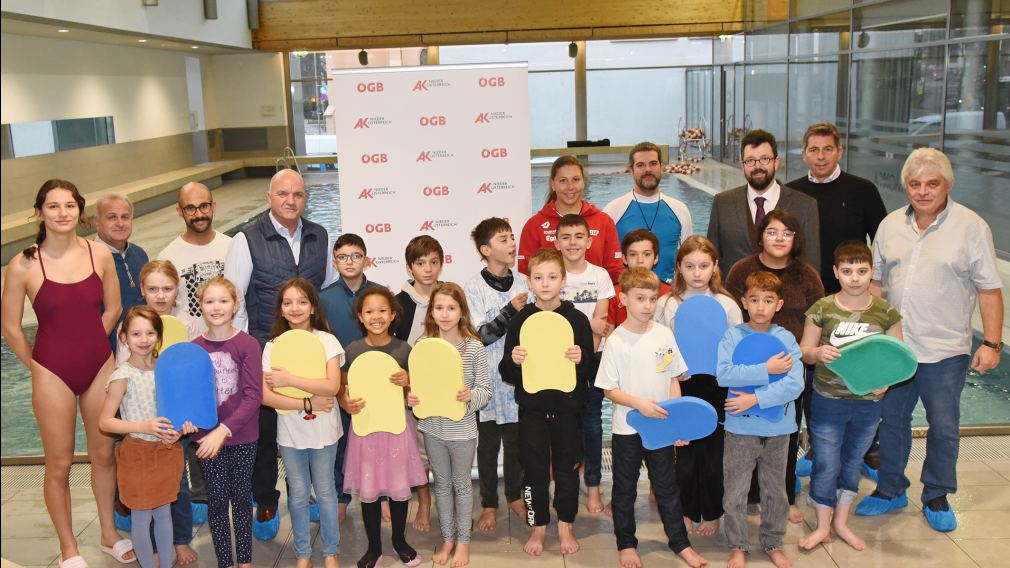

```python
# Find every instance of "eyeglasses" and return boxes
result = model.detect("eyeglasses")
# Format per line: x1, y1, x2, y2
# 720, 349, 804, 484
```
334, 253, 365, 263
764, 229, 796, 240
181, 202, 213, 215
742, 157, 775, 167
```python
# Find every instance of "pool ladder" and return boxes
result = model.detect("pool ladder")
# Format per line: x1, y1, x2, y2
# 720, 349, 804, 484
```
275, 147, 301, 173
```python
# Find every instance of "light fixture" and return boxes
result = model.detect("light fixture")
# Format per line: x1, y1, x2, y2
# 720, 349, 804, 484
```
57, 29, 70, 33
568, 41, 578, 58
293, 50, 308, 58
138, 39, 148, 43
857, 31, 870, 48
358, 49, 368, 66
191, 46, 200, 49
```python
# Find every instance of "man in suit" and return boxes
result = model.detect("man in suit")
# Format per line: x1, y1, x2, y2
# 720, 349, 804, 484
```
707, 129, 821, 274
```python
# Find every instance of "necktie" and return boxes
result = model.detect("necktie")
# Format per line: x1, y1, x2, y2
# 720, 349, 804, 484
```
754, 196, 767, 226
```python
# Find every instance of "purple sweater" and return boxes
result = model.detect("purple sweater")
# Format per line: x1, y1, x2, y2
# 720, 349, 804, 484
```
192, 330, 263, 446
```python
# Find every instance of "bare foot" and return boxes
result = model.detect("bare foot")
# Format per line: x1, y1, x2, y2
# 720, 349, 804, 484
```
558, 521, 580, 554
433, 541, 454, 565
381, 499, 391, 523
696, 519, 719, 537
175, 544, 198, 565
450, 543, 470, 567
727, 550, 746, 568
324, 556, 340, 568
788, 505, 804, 524
766, 549, 792, 568
618, 548, 643, 568
604, 501, 613, 517
831, 521, 866, 551
477, 507, 497, 532
338, 502, 347, 524
509, 499, 527, 521
296, 559, 313, 568
684, 516, 697, 535
798, 527, 831, 551
587, 486, 605, 513
524, 525, 547, 556
414, 485, 432, 531
678, 546, 708, 567
649, 485, 657, 503
238, 564, 252, 568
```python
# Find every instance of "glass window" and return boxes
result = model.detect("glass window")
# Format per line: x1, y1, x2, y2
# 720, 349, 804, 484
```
587, 67, 685, 148
785, 58, 843, 181
950, 0, 1010, 39
790, 10, 848, 56
746, 23, 790, 61
852, 0, 947, 51
791, 0, 853, 19
586, 38, 712, 68
441, 42, 572, 71
742, 63, 789, 167
530, 71, 575, 148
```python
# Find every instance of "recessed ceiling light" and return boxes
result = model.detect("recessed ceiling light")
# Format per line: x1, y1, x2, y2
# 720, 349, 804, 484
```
57, 29, 70, 33
138, 39, 148, 43
191, 46, 199, 49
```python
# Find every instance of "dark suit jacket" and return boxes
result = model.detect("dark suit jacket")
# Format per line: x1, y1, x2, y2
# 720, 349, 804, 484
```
706, 181, 821, 274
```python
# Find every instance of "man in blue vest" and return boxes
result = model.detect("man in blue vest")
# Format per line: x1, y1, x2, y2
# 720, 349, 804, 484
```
224, 168, 334, 540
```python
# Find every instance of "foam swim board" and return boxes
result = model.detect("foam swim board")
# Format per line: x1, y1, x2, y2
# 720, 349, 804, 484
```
408, 337, 465, 421
155, 342, 217, 430
519, 311, 576, 393
826, 334, 918, 396
160, 315, 189, 350
270, 329, 328, 415
348, 350, 407, 436
674, 295, 729, 377
729, 332, 789, 422
626, 396, 719, 450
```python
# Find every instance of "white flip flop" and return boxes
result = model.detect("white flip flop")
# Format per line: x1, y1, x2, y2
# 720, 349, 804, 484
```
100, 538, 135, 564
59, 555, 89, 568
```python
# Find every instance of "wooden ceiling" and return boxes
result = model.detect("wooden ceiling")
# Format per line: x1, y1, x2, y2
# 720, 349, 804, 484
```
253, 0, 789, 51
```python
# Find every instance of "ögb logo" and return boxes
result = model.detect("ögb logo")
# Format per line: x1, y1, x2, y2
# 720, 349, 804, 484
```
419, 116, 446, 126
478, 77, 505, 87
364, 223, 392, 234
445, 254, 453, 264
423, 186, 449, 196
356, 82, 383, 93
361, 153, 388, 164
353, 118, 370, 129
481, 148, 508, 159
412, 80, 429, 91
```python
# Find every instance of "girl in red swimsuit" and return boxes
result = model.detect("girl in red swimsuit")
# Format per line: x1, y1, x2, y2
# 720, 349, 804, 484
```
1, 180, 133, 567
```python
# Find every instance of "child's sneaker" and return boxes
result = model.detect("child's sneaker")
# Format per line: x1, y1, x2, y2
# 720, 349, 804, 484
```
855, 491, 908, 516
923, 495, 957, 532
191, 502, 208, 525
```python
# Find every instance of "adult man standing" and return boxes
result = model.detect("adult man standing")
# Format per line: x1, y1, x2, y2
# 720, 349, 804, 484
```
855, 148, 1003, 532
787, 123, 887, 293
602, 142, 693, 283
224, 168, 334, 540
94, 193, 148, 348
707, 130, 820, 273
159, 182, 232, 318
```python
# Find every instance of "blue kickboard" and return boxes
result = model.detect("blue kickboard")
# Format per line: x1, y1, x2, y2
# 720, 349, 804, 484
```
626, 396, 719, 450
674, 295, 729, 377
728, 332, 788, 422
155, 342, 218, 430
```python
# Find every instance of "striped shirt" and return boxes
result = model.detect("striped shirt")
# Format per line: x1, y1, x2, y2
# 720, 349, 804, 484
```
415, 337, 491, 441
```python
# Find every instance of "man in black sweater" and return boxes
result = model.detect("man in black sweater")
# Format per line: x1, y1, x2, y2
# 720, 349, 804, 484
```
788, 123, 887, 294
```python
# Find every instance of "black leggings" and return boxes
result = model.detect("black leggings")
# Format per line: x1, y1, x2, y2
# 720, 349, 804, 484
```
361, 499, 412, 556
676, 374, 727, 521
518, 410, 582, 526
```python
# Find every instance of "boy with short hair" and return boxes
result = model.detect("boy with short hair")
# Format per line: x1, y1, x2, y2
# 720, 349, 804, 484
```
555, 213, 615, 513
320, 233, 384, 522
596, 267, 707, 568
717, 272, 804, 568
393, 234, 443, 531
500, 248, 596, 556
607, 229, 671, 329
463, 217, 530, 532
798, 242, 902, 550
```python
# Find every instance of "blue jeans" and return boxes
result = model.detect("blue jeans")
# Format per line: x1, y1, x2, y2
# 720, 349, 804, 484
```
279, 443, 341, 559
582, 385, 604, 487
808, 392, 881, 508
334, 408, 353, 504
877, 354, 969, 504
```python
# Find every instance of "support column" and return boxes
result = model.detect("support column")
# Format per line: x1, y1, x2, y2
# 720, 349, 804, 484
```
427, 46, 440, 65
574, 40, 587, 142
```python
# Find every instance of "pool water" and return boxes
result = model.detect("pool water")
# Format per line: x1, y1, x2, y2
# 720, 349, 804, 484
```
1, 172, 1007, 456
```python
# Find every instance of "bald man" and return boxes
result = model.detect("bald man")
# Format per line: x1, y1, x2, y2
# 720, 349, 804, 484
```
158, 182, 232, 318
223, 169, 334, 540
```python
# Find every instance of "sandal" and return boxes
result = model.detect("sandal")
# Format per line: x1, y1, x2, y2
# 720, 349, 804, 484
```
100, 538, 135, 564
59, 555, 89, 568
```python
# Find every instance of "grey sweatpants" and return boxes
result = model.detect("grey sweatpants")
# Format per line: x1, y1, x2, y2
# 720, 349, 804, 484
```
723, 432, 790, 553
423, 433, 477, 543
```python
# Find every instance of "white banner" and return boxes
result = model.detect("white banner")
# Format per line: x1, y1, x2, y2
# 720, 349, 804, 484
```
332, 63, 532, 288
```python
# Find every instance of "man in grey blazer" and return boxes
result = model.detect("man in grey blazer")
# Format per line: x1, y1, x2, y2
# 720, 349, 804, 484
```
707, 129, 821, 273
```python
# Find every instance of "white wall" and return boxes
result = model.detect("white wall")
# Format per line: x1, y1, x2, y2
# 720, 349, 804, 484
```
1, 0, 252, 49
203, 52, 287, 129
1, 33, 194, 142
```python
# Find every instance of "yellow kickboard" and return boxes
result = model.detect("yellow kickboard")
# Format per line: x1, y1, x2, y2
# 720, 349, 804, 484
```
519, 311, 576, 393
160, 315, 190, 350
348, 350, 407, 435
271, 329, 328, 415
408, 338, 465, 421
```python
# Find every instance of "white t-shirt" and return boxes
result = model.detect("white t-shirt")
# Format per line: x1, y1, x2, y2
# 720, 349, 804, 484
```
561, 261, 615, 324
595, 323, 686, 435
158, 231, 232, 319
262, 329, 345, 449
654, 288, 744, 331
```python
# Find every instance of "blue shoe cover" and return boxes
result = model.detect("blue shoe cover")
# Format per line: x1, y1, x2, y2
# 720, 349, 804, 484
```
253, 508, 280, 541
861, 463, 879, 482
795, 456, 813, 477
855, 492, 908, 516
114, 509, 132, 532
191, 502, 208, 525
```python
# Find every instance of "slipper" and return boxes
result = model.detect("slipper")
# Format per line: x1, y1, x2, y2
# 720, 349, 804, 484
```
59, 555, 89, 568
100, 538, 135, 564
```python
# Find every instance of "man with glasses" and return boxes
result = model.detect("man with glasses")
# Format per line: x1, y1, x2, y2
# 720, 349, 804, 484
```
224, 168, 335, 540
159, 182, 232, 319
787, 123, 887, 295
707, 129, 820, 274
